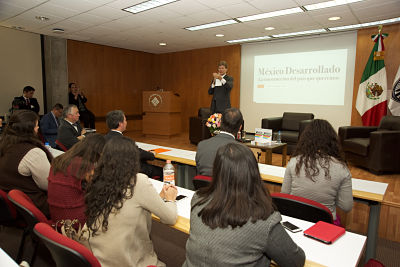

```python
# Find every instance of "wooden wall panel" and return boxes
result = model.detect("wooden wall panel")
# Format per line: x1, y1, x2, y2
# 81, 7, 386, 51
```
153, 45, 241, 130
67, 40, 155, 119
351, 23, 400, 126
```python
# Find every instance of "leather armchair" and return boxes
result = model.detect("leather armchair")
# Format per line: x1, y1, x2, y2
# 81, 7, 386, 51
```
339, 116, 400, 174
189, 108, 212, 145
261, 112, 314, 154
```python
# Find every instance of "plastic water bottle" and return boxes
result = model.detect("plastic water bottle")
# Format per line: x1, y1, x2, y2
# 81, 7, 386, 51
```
163, 160, 175, 185
45, 142, 51, 151
276, 131, 281, 143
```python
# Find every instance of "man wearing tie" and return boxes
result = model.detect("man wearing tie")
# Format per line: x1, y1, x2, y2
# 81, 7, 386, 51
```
208, 61, 233, 114
56, 105, 86, 150
13, 86, 40, 113
39, 103, 63, 147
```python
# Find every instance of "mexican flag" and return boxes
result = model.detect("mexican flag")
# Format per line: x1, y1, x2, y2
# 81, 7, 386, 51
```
388, 65, 400, 115
355, 32, 388, 126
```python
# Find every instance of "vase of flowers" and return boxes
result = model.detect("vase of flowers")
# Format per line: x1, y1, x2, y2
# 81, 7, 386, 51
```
206, 113, 222, 136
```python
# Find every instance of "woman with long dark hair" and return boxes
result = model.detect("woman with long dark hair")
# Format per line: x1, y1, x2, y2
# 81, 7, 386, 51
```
0, 110, 53, 217
84, 137, 177, 267
47, 133, 105, 225
282, 119, 353, 221
183, 143, 305, 267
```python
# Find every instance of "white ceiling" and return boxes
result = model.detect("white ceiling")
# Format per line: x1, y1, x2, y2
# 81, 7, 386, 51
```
0, 0, 399, 54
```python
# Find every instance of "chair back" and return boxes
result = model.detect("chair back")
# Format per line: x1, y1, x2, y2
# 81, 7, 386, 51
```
34, 222, 101, 267
55, 140, 68, 152
378, 115, 400, 131
7, 190, 51, 228
193, 175, 212, 190
364, 259, 385, 267
282, 112, 314, 131
271, 192, 333, 224
0, 189, 17, 223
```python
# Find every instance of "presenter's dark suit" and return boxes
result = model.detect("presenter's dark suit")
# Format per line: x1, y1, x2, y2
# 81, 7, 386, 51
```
208, 75, 233, 114
104, 131, 163, 179
56, 119, 83, 150
195, 132, 236, 176
40, 111, 59, 148
13, 96, 40, 113
68, 92, 95, 129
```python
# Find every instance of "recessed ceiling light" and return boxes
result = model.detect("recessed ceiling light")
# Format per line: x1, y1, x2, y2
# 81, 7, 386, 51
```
159, 42, 167, 46
329, 16, 341, 21
237, 7, 303, 22
265, 27, 275, 31
227, 35, 271, 44
216, 34, 224, 37
123, 0, 179, 14
272, 29, 326, 38
52, 28, 65, 34
304, 0, 363, 11
35, 16, 49, 21
185, 19, 238, 31
328, 17, 400, 31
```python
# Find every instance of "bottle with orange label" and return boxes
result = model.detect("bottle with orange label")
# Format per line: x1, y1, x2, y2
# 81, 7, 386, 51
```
163, 160, 175, 185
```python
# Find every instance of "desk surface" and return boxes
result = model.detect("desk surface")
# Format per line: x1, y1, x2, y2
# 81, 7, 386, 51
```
150, 179, 366, 267
137, 142, 388, 203
0, 248, 19, 267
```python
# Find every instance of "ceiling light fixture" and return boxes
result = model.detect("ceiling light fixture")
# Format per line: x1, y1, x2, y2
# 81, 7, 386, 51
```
237, 7, 303, 22
272, 29, 326, 38
35, 16, 49, 21
329, 17, 400, 31
304, 0, 363, 11
264, 27, 275, 31
227, 35, 271, 44
328, 16, 341, 21
216, 34, 224, 37
52, 28, 65, 34
123, 0, 179, 14
159, 42, 167, 46
185, 19, 238, 31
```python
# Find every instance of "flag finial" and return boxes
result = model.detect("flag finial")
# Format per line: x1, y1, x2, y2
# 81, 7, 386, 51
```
378, 25, 383, 34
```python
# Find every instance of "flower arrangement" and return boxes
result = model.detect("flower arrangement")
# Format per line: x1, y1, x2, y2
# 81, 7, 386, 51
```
206, 113, 222, 135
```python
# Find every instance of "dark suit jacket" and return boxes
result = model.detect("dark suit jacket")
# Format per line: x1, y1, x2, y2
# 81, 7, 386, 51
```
13, 96, 40, 113
69, 92, 88, 111
56, 119, 83, 150
40, 111, 59, 147
208, 75, 233, 114
104, 130, 155, 162
195, 132, 236, 176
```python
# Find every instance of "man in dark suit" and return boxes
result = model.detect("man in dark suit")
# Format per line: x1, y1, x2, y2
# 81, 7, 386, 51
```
208, 61, 233, 114
13, 86, 40, 113
105, 110, 163, 179
56, 104, 86, 150
68, 82, 96, 129
40, 103, 63, 147
196, 108, 243, 176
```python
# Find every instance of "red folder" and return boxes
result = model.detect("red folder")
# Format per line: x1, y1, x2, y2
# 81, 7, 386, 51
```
303, 221, 345, 244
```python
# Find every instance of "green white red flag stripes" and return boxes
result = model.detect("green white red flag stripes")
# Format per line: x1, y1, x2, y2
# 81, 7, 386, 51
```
388, 65, 400, 116
355, 32, 388, 126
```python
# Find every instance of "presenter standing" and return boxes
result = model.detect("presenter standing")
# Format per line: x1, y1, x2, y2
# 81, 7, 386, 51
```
208, 61, 233, 114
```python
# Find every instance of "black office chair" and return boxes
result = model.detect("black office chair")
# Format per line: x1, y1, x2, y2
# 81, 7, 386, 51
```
192, 175, 212, 190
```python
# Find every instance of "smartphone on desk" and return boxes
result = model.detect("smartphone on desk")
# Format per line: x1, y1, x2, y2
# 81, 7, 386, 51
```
282, 221, 302, 233
176, 195, 187, 201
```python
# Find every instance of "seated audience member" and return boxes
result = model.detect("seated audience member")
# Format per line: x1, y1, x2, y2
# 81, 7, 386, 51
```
13, 86, 40, 113
0, 110, 53, 217
281, 119, 353, 222
105, 110, 163, 179
196, 107, 243, 176
84, 137, 178, 267
68, 82, 95, 129
184, 143, 305, 267
47, 133, 105, 226
56, 104, 86, 150
40, 103, 63, 147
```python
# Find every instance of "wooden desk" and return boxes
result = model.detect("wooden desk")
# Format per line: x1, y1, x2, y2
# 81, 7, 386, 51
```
246, 142, 287, 166
150, 179, 366, 267
136, 142, 388, 263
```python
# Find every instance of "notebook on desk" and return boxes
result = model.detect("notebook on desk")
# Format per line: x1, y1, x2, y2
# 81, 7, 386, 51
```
304, 221, 345, 244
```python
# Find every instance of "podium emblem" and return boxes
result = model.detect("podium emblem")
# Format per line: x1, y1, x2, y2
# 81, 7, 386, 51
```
149, 94, 163, 108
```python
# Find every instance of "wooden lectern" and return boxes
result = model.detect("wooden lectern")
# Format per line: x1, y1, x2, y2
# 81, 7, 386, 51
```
142, 91, 181, 136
